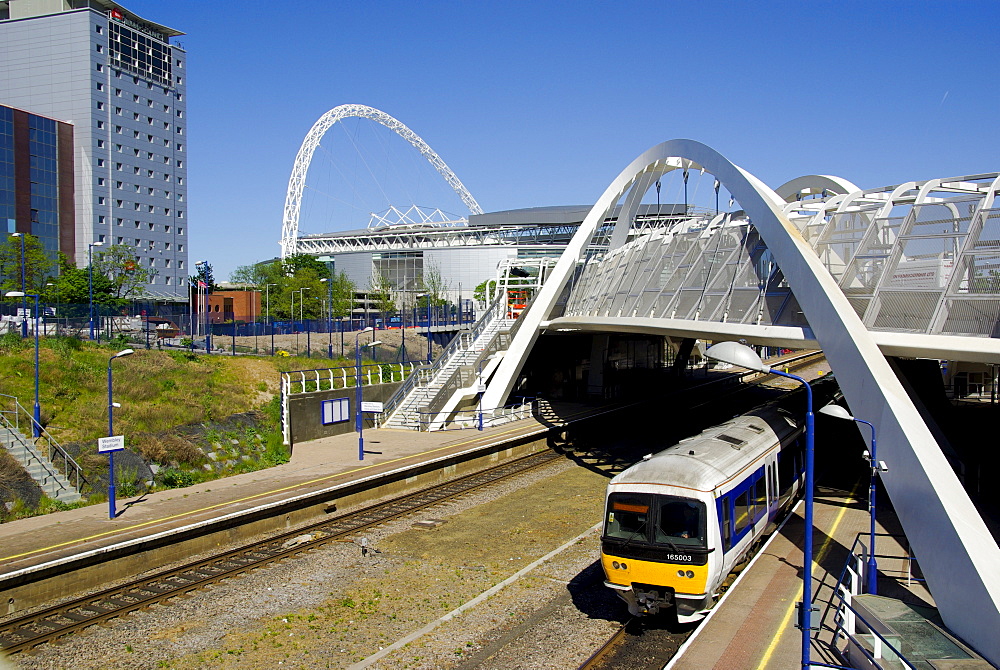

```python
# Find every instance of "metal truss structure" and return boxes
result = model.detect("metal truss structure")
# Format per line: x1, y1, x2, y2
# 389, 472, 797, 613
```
561, 173, 1000, 351
367, 205, 467, 230
281, 104, 484, 259
480, 140, 1000, 663
297, 221, 593, 256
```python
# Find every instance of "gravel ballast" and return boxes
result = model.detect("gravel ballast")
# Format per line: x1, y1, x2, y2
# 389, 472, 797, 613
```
11, 459, 627, 669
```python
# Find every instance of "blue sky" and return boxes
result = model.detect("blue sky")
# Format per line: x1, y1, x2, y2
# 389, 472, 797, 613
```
124, 1, 999, 279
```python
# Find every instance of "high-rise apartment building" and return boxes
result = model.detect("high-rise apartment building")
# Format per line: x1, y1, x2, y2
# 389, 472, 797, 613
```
0, 0, 188, 298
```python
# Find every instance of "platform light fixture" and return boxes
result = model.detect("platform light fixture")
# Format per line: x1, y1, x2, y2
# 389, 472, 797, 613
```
107, 348, 134, 519
355, 327, 381, 460
88, 240, 104, 341
705, 341, 816, 670
5, 291, 41, 437
819, 403, 885, 595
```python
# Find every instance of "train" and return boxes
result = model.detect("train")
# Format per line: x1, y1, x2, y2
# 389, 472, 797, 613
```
600, 375, 840, 622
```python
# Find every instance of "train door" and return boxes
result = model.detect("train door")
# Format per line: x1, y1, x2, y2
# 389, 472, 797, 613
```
718, 495, 732, 552
777, 439, 803, 508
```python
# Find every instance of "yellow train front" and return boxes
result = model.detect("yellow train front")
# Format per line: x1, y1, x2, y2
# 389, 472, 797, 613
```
600, 401, 807, 622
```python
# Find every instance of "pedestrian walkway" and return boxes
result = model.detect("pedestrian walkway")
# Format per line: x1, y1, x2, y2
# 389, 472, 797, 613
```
0, 421, 550, 578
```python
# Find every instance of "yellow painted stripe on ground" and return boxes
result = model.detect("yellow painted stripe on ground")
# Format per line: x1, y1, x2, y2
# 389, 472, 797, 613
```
753, 482, 859, 670
0, 420, 547, 563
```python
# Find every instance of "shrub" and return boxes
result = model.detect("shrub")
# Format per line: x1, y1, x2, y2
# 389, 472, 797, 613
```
0, 330, 25, 351
159, 468, 194, 488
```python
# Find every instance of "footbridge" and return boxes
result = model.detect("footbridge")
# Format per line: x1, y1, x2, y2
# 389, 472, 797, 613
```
472, 140, 1000, 664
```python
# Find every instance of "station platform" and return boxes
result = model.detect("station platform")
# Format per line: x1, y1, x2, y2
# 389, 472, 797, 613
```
0, 407, 586, 603
667, 481, 935, 670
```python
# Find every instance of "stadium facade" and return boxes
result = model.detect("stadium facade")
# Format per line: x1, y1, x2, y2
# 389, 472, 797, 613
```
296, 204, 687, 306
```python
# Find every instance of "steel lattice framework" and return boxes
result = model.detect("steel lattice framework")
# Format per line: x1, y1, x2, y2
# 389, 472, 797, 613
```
281, 104, 483, 259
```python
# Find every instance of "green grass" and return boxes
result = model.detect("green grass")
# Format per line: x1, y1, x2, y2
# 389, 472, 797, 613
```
0, 338, 396, 519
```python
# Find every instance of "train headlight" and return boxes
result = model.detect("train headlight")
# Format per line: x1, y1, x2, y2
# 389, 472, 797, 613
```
677, 570, 685, 577
686, 570, 695, 579
613, 561, 620, 570
621, 563, 627, 570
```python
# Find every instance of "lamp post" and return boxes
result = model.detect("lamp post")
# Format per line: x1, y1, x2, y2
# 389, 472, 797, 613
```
291, 289, 298, 354
46, 282, 57, 338
5, 291, 41, 436
477, 359, 486, 431
301, 286, 311, 358
107, 348, 133, 519
265, 283, 276, 355
320, 278, 333, 359
88, 240, 104, 341
819, 404, 884, 595
417, 293, 432, 361
705, 341, 815, 670
355, 327, 381, 461
10, 233, 26, 337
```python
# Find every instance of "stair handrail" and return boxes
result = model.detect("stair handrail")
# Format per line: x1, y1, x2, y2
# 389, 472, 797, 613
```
382, 292, 506, 421
0, 393, 88, 494
418, 331, 513, 420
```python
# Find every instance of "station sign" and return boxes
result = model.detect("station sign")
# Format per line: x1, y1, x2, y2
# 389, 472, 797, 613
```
98, 435, 125, 453
360, 401, 384, 413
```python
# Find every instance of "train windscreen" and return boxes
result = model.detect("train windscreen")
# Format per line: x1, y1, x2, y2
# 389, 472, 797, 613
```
605, 494, 706, 549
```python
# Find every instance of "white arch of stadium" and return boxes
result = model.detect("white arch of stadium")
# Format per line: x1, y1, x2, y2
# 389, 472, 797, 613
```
280, 104, 483, 260
479, 140, 1000, 663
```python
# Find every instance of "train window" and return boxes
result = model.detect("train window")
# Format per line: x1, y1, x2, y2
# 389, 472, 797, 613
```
720, 497, 731, 549
778, 448, 798, 496
734, 491, 751, 533
654, 499, 706, 547
754, 477, 767, 512
605, 494, 650, 543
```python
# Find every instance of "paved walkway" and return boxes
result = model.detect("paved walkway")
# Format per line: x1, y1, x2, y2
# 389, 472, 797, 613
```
0, 416, 561, 578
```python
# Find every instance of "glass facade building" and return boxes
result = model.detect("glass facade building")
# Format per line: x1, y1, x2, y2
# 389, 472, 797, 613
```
0, 106, 13, 236
0, 0, 188, 298
0, 104, 74, 260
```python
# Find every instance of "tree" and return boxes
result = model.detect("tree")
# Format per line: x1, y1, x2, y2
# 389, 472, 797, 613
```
281, 254, 331, 281
473, 279, 497, 307
42, 264, 115, 315
0, 233, 55, 301
229, 261, 271, 287
370, 270, 396, 318
421, 260, 449, 306
191, 260, 216, 293
93, 244, 156, 300
330, 271, 355, 319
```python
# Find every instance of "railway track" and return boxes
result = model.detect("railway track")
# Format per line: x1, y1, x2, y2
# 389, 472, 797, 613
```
0, 449, 563, 655
578, 617, 691, 670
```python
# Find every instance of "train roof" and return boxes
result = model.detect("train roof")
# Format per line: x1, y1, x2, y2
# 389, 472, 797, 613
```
609, 406, 802, 494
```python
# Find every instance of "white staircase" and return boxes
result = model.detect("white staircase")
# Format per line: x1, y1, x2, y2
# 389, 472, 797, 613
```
382, 314, 513, 430
0, 422, 82, 504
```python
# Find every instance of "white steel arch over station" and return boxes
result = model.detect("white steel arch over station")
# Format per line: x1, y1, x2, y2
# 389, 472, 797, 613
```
280, 104, 483, 259
480, 140, 1000, 664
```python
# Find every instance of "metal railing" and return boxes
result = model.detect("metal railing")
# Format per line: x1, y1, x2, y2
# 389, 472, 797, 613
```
416, 397, 536, 431
0, 393, 88, 496
381, 292, 506, 421
416, 328, 514, 420
827, 533, 921, 669
280, 362, 420, 395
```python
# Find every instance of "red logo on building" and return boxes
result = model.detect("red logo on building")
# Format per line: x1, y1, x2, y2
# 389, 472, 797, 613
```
110, 9, 123, 20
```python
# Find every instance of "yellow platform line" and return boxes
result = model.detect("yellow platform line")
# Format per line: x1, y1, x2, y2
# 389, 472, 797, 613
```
753, 482, 860, 670
1, 421, 542, 563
